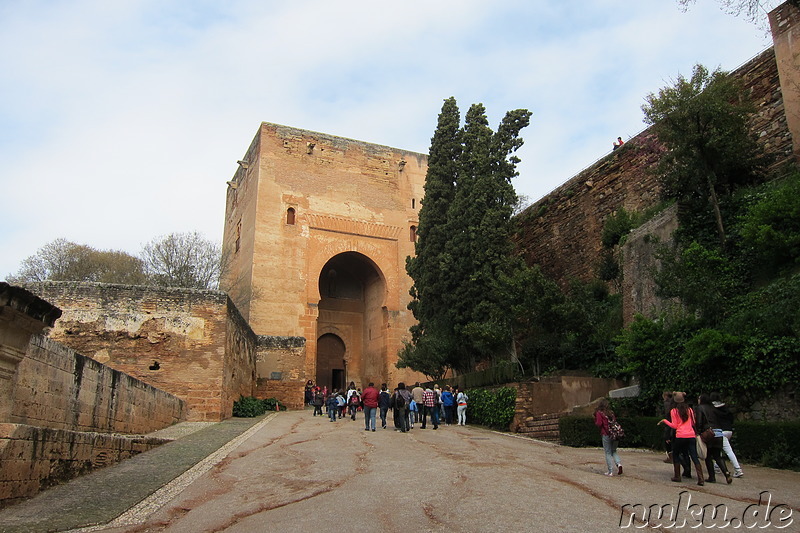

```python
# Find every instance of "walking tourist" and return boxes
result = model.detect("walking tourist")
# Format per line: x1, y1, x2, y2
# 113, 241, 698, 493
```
361, 382, 379, 431
378, 384, 391, 429
711, 392, 744, 478
658, 392, 705, 486
696, 393, 733, 484
594, 398, 623, 476
456, 388, 469, 425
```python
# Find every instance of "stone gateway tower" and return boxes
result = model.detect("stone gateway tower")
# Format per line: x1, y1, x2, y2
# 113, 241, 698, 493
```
221, 123, 427, 398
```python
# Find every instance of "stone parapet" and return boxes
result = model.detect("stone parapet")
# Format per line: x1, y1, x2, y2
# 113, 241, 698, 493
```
0, 423, 168, 508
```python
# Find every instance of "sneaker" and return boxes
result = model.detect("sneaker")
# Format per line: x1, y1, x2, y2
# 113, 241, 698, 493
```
617, 464, 623, 476
372, 428, 375, 432
604, 472, 614, 476
733, 470, 744, 478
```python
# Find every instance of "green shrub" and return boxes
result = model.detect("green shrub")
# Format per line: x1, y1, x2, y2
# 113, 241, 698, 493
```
560, 415, 666, 450
731, 421, 800, 470
232, 396, 267, 417
262, 397, 286, 411
467, 387, 516, 430
559, 416, 599, 447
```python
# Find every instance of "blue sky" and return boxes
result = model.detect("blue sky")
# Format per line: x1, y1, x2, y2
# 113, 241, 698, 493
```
0, 0, 782, 279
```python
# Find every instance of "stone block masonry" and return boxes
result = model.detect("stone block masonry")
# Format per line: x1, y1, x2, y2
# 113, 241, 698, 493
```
514, 46, 794, 293
0, 423, 169, 508
12, 335, 185, 433
24, 282, 257, 422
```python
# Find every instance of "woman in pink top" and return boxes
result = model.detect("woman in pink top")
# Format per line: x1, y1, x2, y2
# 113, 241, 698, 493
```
658, 392, 704, 485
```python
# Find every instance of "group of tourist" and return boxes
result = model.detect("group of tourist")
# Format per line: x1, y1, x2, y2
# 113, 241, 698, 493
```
306, 381, 469, 432
595, 391, 744, 484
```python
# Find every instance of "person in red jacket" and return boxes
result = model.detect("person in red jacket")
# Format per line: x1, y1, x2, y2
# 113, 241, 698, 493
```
361, 382, 380, 431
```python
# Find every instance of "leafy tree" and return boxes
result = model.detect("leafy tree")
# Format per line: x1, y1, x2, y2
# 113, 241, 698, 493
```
140, 231, 223, 289
739, 172, 800, 275
7, 238, 146, 285
642, 64, 767, 247
654, 240, 743, 325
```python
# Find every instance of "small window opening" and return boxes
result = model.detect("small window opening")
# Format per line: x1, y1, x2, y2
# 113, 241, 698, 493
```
149, 361, 160, 371
410, 225, 417, 242
287, 207, 296, 225
412, 198, 416, 209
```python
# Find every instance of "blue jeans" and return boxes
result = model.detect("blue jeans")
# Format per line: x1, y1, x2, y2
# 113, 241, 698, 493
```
364, 407, 377, 430
329, 406, 337, 421
602, 435, 621, 474
379, 406, 389, 428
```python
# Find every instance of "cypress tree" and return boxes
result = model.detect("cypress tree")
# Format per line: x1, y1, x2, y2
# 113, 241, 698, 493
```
403, 98, 531, 376
403, 97, 462, 377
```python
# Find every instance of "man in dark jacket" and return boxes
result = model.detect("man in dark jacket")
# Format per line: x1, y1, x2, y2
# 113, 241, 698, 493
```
711, 392, 744, 477
378, 384, 391, 429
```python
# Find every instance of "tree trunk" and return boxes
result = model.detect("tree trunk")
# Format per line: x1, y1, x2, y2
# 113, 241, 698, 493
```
707, 175, 726, 247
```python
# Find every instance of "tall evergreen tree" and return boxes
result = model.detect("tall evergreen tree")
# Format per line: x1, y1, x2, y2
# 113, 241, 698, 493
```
403, 97, 462, 377
402, 98, 531, 376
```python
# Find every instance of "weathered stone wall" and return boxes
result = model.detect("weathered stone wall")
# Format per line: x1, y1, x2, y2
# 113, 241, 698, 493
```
221, 123, 428, 395
12, 335, 185, 432
620, 204, 681, 324
515, 47, 793, 289
0, 283, 182, 507
254, 336, 306, 409
24, 282, 256, 421
0, 423, 168, 508
511, 376, 624, 433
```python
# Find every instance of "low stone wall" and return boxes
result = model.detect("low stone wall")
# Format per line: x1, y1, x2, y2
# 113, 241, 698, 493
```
12, 335, 185, 433
0, 423, 168, 508
511, 376, 624, 433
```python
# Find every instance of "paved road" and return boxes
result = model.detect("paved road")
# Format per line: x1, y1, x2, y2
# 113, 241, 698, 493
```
90, 410, 799, 532
2, 410, 798, 532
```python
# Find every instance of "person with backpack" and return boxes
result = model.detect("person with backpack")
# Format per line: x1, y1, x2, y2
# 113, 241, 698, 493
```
311, 389, 324, 416
326, 390, 340, 422
336, 391, 347, 418
348, 389, 361, 421
441, 386, 455, 425
594, 398, 624, 477
456, 388, 469, 426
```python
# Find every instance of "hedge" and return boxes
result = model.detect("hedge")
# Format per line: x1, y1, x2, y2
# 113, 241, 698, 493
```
464, 387, 517, 430
559, 416, 800, 470
232, 396, 286, 417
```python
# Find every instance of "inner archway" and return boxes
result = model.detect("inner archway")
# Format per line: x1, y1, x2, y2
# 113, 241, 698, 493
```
316, 333, 346, 391
316, 252, 386, 389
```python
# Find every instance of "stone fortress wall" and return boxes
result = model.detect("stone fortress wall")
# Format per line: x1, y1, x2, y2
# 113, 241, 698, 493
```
0, 283, 184, 506
514, 44, 796, 310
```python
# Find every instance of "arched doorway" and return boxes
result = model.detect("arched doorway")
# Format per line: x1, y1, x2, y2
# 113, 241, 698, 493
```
317, 252, 386, 388
316, 333, 346, 391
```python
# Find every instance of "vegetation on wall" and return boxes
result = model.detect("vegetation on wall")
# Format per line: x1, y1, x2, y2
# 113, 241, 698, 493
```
616, 63, 800, 413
